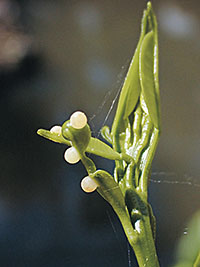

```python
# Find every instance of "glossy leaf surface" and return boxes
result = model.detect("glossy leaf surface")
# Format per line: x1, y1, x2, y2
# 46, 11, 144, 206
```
37, 128, 122, 161
111, 2, 160, 159
91, 170, 137, 245
87, 138, 121, 160
37, 129, 70, 146
92, 170, 126, 209
111, 10, 148, 139
100, 126, 112, 144
139, 31, 160, 129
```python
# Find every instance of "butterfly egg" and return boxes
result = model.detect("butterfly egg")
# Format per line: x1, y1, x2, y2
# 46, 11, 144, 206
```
81, 176, 98, 193
70, 111, 87, 129
64, 147, 80, 164
50, 125, 62, 135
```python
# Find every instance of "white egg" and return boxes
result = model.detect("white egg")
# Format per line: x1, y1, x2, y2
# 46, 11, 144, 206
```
50, 125, 62, 135
135, 220, 142, 233
81, 176, 98, 193
64, 147, 80, 164
70, 111, 87, 129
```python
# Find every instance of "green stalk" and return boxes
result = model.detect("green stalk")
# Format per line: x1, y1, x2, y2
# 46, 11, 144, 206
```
121, 188, 159, 266
132, 217, 159, 267
194, 250, 200, 267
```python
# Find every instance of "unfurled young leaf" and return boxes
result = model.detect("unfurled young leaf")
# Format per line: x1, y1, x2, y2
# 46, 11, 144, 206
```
139, 31, 160, 129
100, 125, 112, 144
91, 170, 137, 246
37, 129, 71, 146
37, 128, 122, 161
87, 138, 121, 160
111, 2, 160, 157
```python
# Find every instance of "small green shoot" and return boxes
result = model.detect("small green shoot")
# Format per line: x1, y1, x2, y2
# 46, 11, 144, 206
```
37, 2, 160, 266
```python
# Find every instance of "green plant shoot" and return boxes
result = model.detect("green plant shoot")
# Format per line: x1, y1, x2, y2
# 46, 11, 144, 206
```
37, 2, 160, 266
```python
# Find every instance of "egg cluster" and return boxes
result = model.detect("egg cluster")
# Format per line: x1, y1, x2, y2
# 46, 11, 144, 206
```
52, 111, 97, 193
63, 111, 87, 164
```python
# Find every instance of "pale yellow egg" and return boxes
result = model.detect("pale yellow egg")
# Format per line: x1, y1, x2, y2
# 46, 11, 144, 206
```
70, 111, 87, 129
81, 176, 98, 193
50, 125, 62, 135
64, 147, 80, 164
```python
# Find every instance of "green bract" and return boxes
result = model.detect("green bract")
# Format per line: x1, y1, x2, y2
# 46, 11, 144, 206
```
37, 2, 160, 266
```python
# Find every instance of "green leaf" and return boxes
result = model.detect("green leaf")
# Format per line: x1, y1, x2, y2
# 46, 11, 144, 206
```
111, 9, 149, 138
87, 138, 121, 161
150, 6, 160, 126
91, 170, 137, 245
37, 128, 122, 161
148, 203, 156, 241
37, 129, 71, 146
111, 3, 160, 157
100, 126, 112, 144
194, 251, 200, 267
92, 170, 126, 206
139, 30, 160, 129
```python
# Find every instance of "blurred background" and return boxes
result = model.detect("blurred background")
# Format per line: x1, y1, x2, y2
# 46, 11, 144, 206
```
0, 0, 200, 266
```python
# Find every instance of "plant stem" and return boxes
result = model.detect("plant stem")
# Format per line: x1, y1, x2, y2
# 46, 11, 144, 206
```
194, 250, 200, 267
117, 187, 160, 266
120, 206, 159, 266
133, 217, 159, 266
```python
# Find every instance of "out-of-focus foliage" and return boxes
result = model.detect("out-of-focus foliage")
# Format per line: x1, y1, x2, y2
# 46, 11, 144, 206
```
0, 0, 33, 70
173, 211, 200, 267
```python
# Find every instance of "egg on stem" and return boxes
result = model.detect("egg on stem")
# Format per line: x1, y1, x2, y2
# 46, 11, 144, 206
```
70, 111, 87, 129
81, 176, 98, 193
50, 125, 62, 135
64, 147, 80, 164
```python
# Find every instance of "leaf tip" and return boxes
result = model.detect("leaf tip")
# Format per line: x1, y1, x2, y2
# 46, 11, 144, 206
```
37, 129, 43, 136
147, 1, 152, 10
